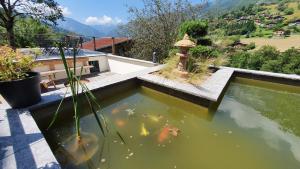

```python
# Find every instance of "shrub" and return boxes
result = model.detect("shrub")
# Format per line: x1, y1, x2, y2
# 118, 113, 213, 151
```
228, 46, 300, 75
277, 2, 287, 11
284, 8, 294, 15
281, 48, 300, 74
178, 20, 208, 40
197, 37, 212, 46
221, 35, 241, 47
189, 45, 219, 59
0, 46, 36, 81
261, 60, 283, 73
291, 26, 300, 33
254, 46, 280, 61
245, 42, 256, 50
225, 21, 256, 36
229, 51, 251, 68
284, 29, 291, 36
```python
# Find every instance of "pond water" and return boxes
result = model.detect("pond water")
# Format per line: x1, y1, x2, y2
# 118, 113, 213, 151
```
45, 77, 300, 169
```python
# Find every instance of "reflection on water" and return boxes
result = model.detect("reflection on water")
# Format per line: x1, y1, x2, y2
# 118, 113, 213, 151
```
220, 97, 300, 162
221, 78, 300, 163
45, 80, 300, 169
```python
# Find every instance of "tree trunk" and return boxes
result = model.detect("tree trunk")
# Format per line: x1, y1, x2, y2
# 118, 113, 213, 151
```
6, 19, 16, 49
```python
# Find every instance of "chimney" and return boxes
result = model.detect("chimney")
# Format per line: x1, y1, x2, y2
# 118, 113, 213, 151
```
112, 37, 116, 55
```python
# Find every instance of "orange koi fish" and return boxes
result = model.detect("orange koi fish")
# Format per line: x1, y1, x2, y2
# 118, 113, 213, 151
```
158, 126, 170, 143
111, 104, 128, 115
112, 108, 120, 114
115, 119, 126, 127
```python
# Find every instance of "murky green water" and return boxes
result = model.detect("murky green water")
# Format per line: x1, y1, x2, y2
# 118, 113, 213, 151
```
45, 78, 300, 169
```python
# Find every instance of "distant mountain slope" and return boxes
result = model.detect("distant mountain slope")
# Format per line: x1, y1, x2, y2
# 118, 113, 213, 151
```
57, 17, 104, 37
91, 25, 119, 37
204, 0, 280, 15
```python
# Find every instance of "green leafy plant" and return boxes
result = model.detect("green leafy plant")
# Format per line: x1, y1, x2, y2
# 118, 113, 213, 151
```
0, 46, 36, 81
46, 43, 127, 165
178, 20, 209, 44
228, 46, 300, 75
47, 44, 109, 141
284, 8, 294, 15
244, 42, 256, 51
189, 45, 219, 59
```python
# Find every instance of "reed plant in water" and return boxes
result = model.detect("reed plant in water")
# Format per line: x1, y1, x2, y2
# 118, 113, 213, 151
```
46, 43, 127, 165
47, 43, 107, 141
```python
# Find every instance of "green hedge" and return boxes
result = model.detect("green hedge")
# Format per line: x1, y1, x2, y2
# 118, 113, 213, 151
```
189, 45, 219, 59
228, 46, 300, 75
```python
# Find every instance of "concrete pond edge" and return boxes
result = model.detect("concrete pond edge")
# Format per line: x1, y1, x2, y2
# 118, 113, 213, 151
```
1, 66, 300, 169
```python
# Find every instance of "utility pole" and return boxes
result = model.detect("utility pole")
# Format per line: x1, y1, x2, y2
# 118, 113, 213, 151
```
112, 37, 116, 55
93, 37, 96, 51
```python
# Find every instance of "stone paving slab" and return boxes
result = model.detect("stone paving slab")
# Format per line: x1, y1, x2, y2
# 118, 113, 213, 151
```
138, 68, 234, 102
0, 109, 60, 169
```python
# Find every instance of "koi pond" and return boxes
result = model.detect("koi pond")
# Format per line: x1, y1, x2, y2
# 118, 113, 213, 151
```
35, 77, 300, 169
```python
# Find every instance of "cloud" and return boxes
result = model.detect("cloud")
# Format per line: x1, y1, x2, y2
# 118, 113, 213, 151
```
85, 15, 122, 25
60, 6, 72, 16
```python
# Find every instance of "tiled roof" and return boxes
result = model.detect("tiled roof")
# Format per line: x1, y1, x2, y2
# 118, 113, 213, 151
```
82, 37, 130, 50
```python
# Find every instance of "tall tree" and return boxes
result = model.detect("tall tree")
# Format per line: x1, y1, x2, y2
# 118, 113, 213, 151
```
120, 0, 207, 62
0, 0, 63, 48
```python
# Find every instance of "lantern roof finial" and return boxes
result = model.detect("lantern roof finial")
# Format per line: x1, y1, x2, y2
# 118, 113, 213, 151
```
174, 34, 196, 48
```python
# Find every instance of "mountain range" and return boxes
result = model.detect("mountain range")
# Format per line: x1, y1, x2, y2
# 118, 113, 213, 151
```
56, 17, 119, 38
56, 0, 278, 38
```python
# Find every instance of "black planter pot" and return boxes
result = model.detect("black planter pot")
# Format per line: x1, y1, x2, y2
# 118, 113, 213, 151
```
0, 72, 41, 108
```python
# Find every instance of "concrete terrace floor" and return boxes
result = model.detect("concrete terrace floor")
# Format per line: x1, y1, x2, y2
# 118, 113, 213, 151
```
0, 72, 117, 106
43, 71, 117, 92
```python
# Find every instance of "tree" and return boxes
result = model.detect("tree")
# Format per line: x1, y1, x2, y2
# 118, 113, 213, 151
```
0, 0, 63, 48
14, 18, 61, 47
120, 0, 207, 62
277, 2, 287, 12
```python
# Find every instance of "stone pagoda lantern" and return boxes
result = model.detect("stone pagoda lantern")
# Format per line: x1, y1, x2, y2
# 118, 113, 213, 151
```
174, 34, 196, 71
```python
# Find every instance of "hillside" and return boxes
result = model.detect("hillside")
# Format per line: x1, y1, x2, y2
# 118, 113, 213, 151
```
264, 1, 300, 22
204, 0, 280, 15
210, 0, 300, 38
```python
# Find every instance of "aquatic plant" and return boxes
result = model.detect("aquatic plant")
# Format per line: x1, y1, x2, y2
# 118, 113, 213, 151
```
47, 43, 107, 141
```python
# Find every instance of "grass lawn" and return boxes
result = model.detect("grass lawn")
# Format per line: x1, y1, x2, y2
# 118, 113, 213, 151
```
287, 2, 300, 20
264, 4, 277, 13
264, 2, 300, 22
241, 35, 300, 52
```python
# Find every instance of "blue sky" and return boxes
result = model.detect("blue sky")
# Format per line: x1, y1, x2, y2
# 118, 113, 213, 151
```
56, 0, 203, 25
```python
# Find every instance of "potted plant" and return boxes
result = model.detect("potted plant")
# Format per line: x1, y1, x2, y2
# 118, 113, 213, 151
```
0, 46, 41, 108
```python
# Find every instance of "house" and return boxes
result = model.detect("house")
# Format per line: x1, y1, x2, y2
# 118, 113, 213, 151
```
82, 37, 132, 57
272, 16, 285, 22
273, 30, 285, 37
288, 19, 300, 27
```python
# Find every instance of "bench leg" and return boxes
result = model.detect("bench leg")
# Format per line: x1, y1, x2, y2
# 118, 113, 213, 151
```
48, 75, 57, 89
